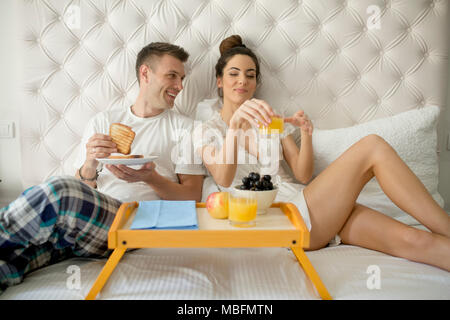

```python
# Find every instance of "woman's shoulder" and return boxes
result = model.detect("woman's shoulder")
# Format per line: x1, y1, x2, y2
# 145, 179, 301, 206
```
195, 98, 222, 122
203, 112, 225, 133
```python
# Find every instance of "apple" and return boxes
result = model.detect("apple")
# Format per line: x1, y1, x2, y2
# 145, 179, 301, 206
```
206, 192, 229, 219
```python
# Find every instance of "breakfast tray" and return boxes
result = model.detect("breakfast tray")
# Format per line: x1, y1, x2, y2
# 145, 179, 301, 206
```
85, 202, 331, 300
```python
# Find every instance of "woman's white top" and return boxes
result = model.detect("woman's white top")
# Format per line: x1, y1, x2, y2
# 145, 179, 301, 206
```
194, 98, 312, 230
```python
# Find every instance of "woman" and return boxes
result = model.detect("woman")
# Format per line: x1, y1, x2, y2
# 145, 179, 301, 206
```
194, 35, 450, 271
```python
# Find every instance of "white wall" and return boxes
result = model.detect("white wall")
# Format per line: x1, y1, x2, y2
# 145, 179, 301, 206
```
0, 0, 449, 209
0, 0, 22, 206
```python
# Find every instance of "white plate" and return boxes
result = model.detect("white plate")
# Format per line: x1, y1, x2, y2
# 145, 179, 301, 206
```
97, 155, 158, 166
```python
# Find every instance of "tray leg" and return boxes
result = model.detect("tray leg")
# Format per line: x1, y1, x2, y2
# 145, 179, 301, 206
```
291, 246, 332, 300
85, 247, 126, 300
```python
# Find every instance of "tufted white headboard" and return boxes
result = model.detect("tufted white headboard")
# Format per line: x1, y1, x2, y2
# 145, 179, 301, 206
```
19, 0, 449, 189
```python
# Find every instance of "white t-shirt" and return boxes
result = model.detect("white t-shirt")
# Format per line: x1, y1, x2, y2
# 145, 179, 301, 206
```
75, 106, 205, 202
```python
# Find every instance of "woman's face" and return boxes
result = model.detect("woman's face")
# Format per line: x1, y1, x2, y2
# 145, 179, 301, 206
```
217, 54, 257, 107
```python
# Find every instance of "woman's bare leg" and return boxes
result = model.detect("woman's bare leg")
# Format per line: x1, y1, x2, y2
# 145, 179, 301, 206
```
339, 204, 450, 271
303, 134, 450, 250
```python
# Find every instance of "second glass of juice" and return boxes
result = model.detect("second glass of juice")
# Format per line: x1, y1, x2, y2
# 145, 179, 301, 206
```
228, 191, 257, 228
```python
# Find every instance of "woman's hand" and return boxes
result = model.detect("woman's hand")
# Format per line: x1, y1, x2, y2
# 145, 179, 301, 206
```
284, 110, 314, 136
229, 98, 275, 130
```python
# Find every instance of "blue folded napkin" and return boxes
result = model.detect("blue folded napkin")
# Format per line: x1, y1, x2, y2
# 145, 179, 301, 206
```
130, 200, 198, 230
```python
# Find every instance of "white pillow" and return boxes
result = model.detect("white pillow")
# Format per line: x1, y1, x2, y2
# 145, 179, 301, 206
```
309, 105, 444, 226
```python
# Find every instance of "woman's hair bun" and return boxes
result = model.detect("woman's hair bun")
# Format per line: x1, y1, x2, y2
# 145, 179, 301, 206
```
219, 35, 246, 55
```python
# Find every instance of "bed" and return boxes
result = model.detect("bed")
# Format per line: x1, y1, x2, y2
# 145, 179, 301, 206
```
3, 0, 449, 300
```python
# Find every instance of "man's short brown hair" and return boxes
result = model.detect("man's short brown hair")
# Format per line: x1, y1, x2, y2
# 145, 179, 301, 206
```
135, 42, 189, 83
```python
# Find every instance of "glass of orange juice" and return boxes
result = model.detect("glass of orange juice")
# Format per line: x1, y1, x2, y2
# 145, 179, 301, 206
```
259, 117, 284, 134
258, 116, 283, 175
228, 191, 257, 228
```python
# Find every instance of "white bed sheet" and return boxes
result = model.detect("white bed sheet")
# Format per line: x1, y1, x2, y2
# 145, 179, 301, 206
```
1, 244, 449, 300
2, 179, 448, 300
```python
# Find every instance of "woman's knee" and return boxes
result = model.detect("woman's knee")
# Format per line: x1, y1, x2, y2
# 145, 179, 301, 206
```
358, 134, 389, 150
398, 227, 434, 255
357, 134, 395, 164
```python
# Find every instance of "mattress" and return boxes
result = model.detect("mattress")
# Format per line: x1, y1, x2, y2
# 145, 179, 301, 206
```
1, 243, 449, 300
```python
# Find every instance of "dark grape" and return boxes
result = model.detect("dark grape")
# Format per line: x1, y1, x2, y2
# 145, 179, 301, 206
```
261, 180, 270, 190
242, 177, 250, 187
239, 173, 276, 191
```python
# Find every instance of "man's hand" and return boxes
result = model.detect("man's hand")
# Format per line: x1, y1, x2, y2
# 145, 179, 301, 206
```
86, 134, 117, 162
77, 133, 117, 185
105, 162, 156, 183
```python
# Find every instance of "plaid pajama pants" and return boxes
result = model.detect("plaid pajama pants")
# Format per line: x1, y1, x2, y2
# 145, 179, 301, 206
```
0, 176, 122, 294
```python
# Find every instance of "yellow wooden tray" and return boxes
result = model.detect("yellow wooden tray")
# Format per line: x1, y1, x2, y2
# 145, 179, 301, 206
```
85, 202, 331, 300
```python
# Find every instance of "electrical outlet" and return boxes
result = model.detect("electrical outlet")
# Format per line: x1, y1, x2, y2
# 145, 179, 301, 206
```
0, 121, 14, 139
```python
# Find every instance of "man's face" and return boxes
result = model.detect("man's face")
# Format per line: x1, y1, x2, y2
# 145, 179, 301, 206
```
141, 54, 186, 110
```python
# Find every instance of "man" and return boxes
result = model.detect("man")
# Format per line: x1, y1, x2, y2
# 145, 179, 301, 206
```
0, 42, 205, 293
